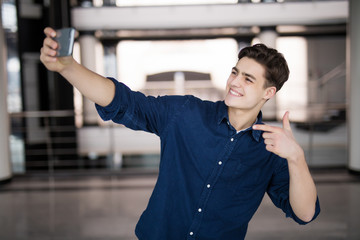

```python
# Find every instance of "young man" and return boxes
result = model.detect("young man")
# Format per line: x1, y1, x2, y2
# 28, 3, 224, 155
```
40, 27, 320, 239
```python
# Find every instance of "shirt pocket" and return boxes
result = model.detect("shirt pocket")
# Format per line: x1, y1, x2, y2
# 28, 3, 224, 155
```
229, 162, 264, 198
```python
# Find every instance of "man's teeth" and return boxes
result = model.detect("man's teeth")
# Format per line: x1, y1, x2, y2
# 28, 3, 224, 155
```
230, 89, 241, 96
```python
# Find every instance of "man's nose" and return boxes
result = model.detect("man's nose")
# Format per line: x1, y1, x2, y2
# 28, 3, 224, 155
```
231, 75, 244, 87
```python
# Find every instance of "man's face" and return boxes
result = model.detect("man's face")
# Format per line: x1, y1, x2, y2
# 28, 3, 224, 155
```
224, 57, 275, 111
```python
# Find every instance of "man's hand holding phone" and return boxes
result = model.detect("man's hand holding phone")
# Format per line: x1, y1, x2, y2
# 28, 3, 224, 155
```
40, 27, 75, 73
40, 26, 115, 107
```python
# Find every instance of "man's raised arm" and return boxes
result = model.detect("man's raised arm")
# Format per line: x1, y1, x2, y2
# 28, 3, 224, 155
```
253, 112, 317, 222
40, 27, 115, 107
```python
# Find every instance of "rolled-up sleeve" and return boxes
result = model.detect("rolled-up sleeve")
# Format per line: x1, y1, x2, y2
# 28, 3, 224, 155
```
95, 77, 187, 137
95, 78, 128, 121
267, 157, 320, 225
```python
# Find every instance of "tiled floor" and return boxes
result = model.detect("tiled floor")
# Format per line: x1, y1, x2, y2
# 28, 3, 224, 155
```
0, 168, 359, 240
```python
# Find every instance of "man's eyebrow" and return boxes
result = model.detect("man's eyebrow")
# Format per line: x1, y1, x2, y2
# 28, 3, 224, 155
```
243, 72, 257, 81
232, 67, 257, 81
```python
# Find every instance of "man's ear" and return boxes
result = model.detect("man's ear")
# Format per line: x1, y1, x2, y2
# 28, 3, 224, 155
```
264, 86, 277, 100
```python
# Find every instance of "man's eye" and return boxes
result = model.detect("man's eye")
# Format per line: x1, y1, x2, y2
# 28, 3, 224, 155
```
246, 78, 253, 82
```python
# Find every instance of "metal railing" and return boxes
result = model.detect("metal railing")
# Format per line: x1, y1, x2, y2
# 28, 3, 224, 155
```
10, 110, 79, 174
9, 110, 160, 176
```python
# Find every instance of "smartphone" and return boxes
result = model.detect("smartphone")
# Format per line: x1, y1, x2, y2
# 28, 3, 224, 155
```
53, 28, 75, 57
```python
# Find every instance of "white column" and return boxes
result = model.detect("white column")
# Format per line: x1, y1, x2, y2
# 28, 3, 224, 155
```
348, 0, 360, 172
174, 71, 185, 95
258, 28, 278, 120
78, 32, 101, 125
0, 9, 12, 181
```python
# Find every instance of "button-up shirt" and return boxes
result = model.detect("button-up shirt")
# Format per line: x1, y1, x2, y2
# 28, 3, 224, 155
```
96, 78, 320, 240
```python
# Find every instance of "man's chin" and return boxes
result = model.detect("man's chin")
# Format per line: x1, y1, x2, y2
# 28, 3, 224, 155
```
224, 96, 240, 108
224, 97, 231, 107
225, 100, 239, 110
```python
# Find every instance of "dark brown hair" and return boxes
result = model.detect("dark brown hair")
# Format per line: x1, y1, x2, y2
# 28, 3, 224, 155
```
238, 43, 289, 92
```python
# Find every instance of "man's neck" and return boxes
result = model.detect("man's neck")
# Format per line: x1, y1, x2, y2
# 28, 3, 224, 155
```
228, 107, 260, 132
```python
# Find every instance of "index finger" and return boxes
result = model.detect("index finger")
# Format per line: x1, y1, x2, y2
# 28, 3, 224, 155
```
44, 27, 56, 38
252, 124, 279, 133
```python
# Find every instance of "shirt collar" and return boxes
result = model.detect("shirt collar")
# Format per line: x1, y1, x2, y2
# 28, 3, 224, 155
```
251, 114, 262, 142
216, 101, 229, 125
217, 101, 263, 142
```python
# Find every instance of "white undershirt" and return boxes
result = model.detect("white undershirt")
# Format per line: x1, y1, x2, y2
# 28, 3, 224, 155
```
235, 117, 258, 134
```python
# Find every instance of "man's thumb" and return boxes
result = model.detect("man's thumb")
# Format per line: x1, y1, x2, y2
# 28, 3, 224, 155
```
282, 111, 291, 131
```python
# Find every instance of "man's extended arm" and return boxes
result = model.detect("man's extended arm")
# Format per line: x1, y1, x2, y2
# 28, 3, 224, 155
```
40, 27, 115, 107
253, 112, 317, 222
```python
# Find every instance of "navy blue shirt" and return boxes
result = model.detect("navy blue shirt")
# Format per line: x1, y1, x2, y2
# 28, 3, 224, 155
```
96, 78, 320, 240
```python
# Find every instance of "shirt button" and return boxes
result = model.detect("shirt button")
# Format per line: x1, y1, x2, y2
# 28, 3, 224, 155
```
218, 161, 222, 165
198, 208, 202, 212
190, 232, 194, 236
231, 138, 234, 142
207, 184, 211, 188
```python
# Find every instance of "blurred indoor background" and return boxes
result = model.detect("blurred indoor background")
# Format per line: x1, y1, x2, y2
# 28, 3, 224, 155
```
0, 0, 359, 239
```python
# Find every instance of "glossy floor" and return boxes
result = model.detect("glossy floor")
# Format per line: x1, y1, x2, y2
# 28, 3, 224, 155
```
0, 168, 359, 240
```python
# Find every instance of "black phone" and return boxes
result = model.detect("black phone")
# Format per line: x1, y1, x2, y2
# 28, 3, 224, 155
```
53, 28, 75, 57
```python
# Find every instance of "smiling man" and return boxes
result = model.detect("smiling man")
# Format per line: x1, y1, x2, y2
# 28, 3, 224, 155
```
40, 27, 320, 240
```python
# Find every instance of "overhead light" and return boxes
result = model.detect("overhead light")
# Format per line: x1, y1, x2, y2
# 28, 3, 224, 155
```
276, 25, 307, 33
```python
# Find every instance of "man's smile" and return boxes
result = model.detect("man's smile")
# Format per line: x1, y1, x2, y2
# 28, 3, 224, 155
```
229, 88, 243, 97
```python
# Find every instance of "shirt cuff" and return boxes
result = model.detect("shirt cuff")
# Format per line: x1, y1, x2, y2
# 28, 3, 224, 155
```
288, 196, 321, 225
95, 77, 126, 121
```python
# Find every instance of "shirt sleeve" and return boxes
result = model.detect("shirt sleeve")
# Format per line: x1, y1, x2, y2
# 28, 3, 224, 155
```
267, 156, 321, 225
95, 77, 187, 137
